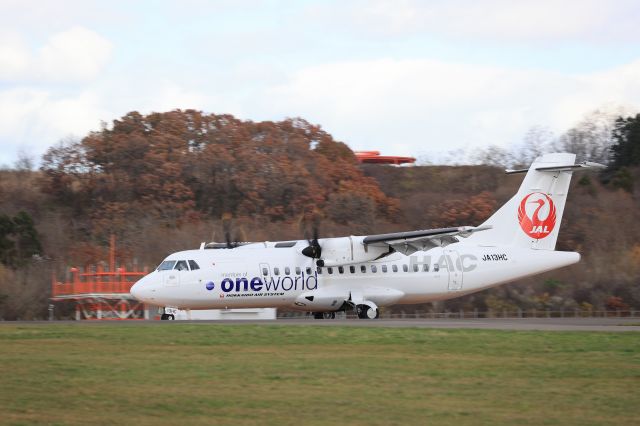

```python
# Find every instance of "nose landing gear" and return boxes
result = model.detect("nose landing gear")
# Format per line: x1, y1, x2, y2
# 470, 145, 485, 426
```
160, 307, 178, 320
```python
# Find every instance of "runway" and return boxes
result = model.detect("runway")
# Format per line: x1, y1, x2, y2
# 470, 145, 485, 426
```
220, 317, 640, 332
6, 317, 640, 331
272, 317, 640, 332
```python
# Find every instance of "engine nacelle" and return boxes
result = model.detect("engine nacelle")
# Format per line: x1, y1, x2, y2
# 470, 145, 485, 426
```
315, 236, 391, 267
293, 288, 350, 311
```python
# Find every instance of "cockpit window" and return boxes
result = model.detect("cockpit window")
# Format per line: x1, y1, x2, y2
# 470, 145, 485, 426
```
174, 260, 189, 271
157, 260, 176, 271
188, 260, 200, 270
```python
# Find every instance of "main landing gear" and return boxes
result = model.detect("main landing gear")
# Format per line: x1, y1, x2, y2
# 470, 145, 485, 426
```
160, 313, 175, 320
311, 306, 380, 319
356, 304, 379, 319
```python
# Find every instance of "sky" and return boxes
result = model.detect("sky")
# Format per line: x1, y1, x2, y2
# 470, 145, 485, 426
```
1, 0, 640, 166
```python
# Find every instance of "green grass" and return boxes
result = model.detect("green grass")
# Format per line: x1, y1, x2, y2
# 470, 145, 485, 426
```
0, 324, 638, 425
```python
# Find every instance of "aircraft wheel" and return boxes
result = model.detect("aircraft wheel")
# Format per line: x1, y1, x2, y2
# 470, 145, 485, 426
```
167, 314, 175, 320
313, 312, 324, 319
322, 312, 336, 319
161, 314, 168, 320
356, 305, 367, 319
357, 305, 379, 319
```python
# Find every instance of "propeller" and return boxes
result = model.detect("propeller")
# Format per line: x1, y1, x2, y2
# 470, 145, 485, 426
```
302, 227, 322, 259
300, 210, 324, 266
221, 213, 241, 249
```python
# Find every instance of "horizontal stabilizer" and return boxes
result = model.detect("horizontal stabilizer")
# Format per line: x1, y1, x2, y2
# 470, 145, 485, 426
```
505, 161, 606, 175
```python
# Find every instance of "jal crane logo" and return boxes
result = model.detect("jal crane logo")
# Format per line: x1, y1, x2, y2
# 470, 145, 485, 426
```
518, 192, 556, 239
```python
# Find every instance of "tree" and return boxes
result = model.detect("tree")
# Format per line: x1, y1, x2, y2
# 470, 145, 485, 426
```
601, 113, 640, 192
555, 109, 621, 164
470, 145, 515, 168
38, 110, 400, 246
513, 126, 554, 166
0, 212, 41, 268
39, 137, 93, 214
12, 211, 42, 263
610, 114, 640, 169
0, 215, 15, 266
433, 192, 497, 228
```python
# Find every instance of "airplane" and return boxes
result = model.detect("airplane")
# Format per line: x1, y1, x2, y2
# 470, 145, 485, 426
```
130, 153, 604, 320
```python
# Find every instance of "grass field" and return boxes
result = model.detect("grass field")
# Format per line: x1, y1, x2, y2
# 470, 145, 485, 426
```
0, 324, 638, 426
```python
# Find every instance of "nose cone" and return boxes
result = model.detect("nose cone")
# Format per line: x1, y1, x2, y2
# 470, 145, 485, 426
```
130, 277, 152, 302
130, 281, 143, 301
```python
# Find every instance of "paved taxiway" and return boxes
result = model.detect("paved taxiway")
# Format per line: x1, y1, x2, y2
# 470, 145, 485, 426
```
6, 318, 640, 331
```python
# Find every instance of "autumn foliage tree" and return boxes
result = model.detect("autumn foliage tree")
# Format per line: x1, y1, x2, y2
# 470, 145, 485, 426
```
40, 110, 398, 239
434, 191, 497, 228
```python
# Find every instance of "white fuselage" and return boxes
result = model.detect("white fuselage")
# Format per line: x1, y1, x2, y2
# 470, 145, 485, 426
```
131, 240, 579, 312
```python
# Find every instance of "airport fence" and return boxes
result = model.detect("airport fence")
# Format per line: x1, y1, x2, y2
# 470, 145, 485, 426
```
277, 309, 640, 320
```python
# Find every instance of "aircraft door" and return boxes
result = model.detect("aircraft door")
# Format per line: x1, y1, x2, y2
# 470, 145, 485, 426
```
445, 249, 463, 291
164, 260, 188, 287
164, 270, 179, 287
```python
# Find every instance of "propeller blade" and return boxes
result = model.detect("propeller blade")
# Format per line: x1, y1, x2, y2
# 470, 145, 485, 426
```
222, 213, 236, 249
301, 209, 323, 261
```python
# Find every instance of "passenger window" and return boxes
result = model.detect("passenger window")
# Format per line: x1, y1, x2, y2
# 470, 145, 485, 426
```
360, 265, 366, 273
413, 264, 419, 272
392, 264, 398, 273
371, 265, 377, 273
317, 267, 322, 274
338, 266, 344, 274
295, 267, 301, 275
274, 267, 280, 276
434, 264, 439, 272
423, 264, 429, 272
328, 267, 333, 274
403, 264, 408, 272
382, 265, 387, 273
262, 267, 268, 276
157, 260, 176, 271
188, 260, 200, 270
306, 267, 312, 275
349, 266, 355, 274
285, 267, 291, 275
174, 260, 189, 271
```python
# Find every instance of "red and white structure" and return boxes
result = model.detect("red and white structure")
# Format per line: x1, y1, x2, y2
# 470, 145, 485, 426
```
354, 151, 416, 165
50, 236, 151, 320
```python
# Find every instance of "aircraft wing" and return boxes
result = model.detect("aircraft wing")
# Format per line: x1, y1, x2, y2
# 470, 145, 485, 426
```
362, 225, 491, 255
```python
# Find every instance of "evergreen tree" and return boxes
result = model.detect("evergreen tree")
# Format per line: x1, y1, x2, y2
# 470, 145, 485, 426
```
610, 114, 640, 168
0, 212, 41, 267
0, 215, 15, 266
12, 212, 42, 263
